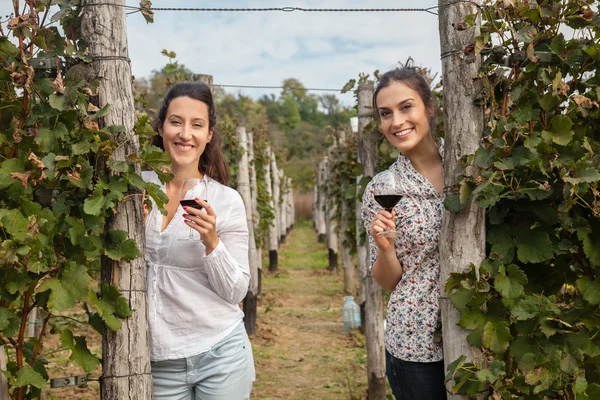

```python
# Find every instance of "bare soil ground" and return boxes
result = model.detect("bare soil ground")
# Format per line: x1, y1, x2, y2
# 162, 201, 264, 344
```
38, 221, 372, 399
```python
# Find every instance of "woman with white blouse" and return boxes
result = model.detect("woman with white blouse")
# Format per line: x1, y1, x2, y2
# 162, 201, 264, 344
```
361, 64, 447, 400
142, 82, 255, 400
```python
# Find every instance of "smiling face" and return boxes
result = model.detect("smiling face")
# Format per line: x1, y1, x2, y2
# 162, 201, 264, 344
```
376, 81, 433, 157
159, 96, 213, 175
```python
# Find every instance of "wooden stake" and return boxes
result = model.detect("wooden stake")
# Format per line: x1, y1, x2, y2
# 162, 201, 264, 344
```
358, 83, 386, 399
438, 0, 485, 397
80, 2, 152, 398
237, 127, 259, 336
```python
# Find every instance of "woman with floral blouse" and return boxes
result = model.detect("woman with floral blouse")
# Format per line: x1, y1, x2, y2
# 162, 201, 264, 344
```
361, 63, 447, 400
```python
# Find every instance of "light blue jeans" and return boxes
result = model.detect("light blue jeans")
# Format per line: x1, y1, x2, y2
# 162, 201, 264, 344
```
151, 322, 255, 400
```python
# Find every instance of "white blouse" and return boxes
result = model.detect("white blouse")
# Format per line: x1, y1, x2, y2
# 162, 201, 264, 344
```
142, 171, 250, 362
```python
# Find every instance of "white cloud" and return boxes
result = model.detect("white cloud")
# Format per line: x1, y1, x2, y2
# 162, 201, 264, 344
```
1, 0, 443, 105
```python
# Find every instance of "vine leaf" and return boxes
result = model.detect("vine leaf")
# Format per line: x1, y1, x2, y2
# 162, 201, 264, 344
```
87, 284, 131, 331
494, 264, 527, 299
576, 276, 600, 305
13, 364, 46, 389
0, 307, 20, 337
482, 320, 512, 354
514, 229, 553, 263
38, 263, 91, 312
60, 329, 100, 373
105, 230, 141, 261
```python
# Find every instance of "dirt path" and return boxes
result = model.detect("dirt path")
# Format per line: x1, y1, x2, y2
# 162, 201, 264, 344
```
251, 221, 368, 400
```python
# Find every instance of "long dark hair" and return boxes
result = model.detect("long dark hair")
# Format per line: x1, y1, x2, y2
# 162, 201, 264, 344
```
373, 59, 436, 135
152, 82, 230, 185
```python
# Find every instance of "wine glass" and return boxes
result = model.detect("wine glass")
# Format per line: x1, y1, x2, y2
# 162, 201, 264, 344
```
179, 177, 209, 241
372, 170, 403, 238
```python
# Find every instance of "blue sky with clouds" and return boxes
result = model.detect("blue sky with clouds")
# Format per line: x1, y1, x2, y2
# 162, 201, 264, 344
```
2, 0, 442, 105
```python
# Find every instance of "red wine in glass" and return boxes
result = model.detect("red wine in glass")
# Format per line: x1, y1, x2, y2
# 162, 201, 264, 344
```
372, 170, 403, 237
179, 177, 209, 241
374, 195, 403, 212
179, 199, 204, 210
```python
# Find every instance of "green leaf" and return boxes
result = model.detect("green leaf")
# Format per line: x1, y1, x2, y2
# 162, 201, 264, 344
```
0, 37, 19, 58
559, 352, 578, 373
587, 383, 600, 398
87, 285, 131, 331
518, 353, 537, 370
60, 329, 100, 373
494, 264, 527, 299
105, 230, 140, 261
48, 93, 68, 111
0, 307, 20, 336
35, 123, 68, 153
549, 115, 574, 146
575, 377, 588, 395
577, 227, 600, 267
0, 158, 26, 190
83, 194, 110, 216
473, 146, 496, 168
511, 295, 540, 320
565, 164, 600, 184
539, 93, 560, 111
514, 228, 553, 263
13, 364, 46, 389
458, 308, 486, 329
450, 288, 476, 311
576, 276, 600, 305
512, 106, 538, 123
444, 193, 466, 212
482, 320, 512, 354
38, 262, 92, 312
494, 146, 538, 169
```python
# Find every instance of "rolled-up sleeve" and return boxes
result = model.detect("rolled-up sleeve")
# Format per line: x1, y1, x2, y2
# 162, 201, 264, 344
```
203, 192, 250, 304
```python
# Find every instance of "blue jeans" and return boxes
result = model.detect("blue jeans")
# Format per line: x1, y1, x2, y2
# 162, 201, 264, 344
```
151, 322, 255, 400
386, 352, 447, 400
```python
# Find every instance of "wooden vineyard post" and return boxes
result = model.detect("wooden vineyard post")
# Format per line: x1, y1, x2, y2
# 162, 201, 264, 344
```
338, 128, 357, 294
357, 83, 386, 399
247, 129, 262, 294
266, 147, 279, 272
237, 127, 259, 336
324, 151, 339, 271
80, 1, 152, 398
438, 0, 485, 397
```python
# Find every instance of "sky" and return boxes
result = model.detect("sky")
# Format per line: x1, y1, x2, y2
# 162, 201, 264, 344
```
1, 0, 443, 106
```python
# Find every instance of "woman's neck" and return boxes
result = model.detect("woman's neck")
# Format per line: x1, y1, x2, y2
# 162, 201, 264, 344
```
403, 135, 441, 175
169, 166, 204, 189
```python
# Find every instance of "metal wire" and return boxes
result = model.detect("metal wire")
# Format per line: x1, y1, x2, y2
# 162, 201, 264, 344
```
214, 84, 341, 92
80, 1, 483, 16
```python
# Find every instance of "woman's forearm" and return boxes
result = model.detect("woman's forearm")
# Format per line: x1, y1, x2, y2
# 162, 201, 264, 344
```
372, 247, 403, 292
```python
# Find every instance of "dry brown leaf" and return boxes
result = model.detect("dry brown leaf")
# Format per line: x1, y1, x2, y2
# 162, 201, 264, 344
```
573, 94, 599, 109
53, 71, 65, 94
27, 215, 39, 236
87, 103, 100, 113
10, 171, 32, 187
84, 118, 99, 131
28, 152, 46, 169
67, 170, 81, 181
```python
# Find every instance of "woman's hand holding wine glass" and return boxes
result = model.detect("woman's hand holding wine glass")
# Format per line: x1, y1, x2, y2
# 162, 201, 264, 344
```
179, 177, 219, 252
370, 170, 403, 249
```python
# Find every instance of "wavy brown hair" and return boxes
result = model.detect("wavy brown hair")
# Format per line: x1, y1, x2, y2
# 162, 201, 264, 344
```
152, 82, 230, 185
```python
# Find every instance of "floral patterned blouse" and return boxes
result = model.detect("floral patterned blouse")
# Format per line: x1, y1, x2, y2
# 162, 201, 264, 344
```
361, 139, 444, 363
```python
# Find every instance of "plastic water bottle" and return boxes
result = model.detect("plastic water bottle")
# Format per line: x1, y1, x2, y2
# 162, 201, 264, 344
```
342, 296, 361, 333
